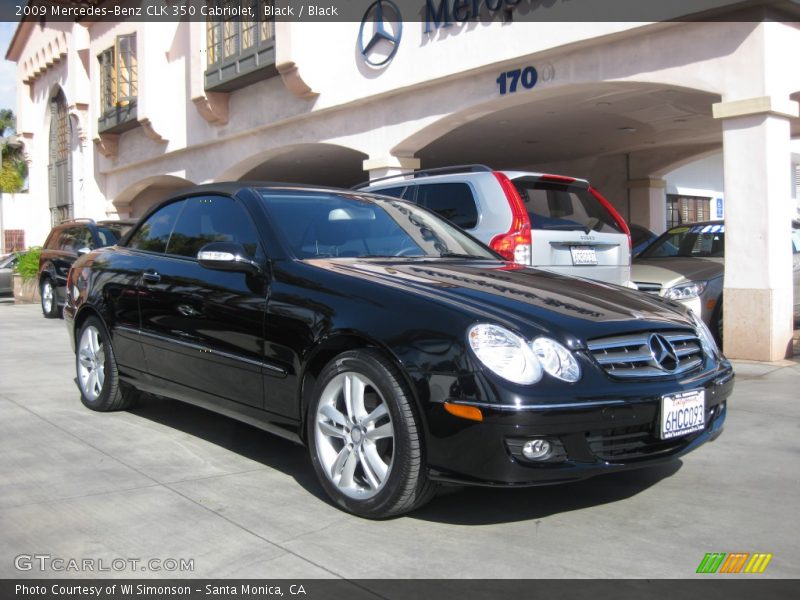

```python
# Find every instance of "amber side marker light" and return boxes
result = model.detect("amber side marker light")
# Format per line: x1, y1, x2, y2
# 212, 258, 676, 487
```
444, 402, 484, 422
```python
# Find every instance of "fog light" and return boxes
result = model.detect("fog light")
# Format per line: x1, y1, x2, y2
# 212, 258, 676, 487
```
522, 439, 551, 460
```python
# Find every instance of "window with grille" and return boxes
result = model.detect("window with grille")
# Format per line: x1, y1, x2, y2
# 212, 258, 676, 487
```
97, 34, 138, 134
205, 1, 276, 92
666, 195, 711, 227
49, 88, 72, 225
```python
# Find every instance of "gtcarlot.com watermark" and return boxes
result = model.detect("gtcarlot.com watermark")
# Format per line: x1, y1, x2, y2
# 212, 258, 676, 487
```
14, 554, 194, 573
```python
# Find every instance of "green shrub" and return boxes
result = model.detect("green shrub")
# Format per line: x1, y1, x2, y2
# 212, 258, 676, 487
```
14, 246, 41, 282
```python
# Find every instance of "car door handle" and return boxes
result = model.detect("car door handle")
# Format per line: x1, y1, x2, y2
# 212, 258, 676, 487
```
142, 271, 161, 284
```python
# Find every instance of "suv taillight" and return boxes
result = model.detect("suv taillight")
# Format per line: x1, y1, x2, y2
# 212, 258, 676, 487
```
490, 172, 532, 264
588, 186, 632, 252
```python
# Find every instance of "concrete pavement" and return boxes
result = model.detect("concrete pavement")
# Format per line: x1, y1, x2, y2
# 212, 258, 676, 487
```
1, 302, 798, 579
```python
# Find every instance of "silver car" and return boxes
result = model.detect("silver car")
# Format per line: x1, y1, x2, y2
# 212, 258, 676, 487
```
0, 254, 19, 295
358, 165, 632, 286
633, 221, 800, 343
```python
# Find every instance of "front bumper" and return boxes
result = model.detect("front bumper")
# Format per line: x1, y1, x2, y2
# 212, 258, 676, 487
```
423, 360, 733, 486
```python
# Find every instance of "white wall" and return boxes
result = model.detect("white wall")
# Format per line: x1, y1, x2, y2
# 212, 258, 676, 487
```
665, 153, 724, 198
0, 192, 51, 251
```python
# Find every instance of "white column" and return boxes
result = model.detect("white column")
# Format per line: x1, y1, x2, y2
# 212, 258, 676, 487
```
713, 96, 798, 360
627, 178, 667, 233
362, 156, 420, 182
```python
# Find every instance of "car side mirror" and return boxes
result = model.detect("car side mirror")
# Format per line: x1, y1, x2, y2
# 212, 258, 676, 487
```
197, 242, 263, 275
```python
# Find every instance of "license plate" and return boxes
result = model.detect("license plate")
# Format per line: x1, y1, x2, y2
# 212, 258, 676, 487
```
660, 389, 705, 439
570, 246, 597, 265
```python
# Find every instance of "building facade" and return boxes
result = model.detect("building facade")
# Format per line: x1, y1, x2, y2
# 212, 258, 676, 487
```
4, 1, 800, 360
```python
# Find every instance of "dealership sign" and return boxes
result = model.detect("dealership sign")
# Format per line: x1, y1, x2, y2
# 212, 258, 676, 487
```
425, 0, 522, 33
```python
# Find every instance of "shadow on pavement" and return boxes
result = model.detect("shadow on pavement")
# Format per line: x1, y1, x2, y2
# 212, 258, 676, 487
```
413, 460, 681, 525
128, 393, 329, 503
128, 393, 682, 524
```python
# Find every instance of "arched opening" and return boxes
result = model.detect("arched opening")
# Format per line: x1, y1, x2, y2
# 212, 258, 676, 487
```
113, 175, 194, 218
401, 82, 722, 172
219, 143, 369, 188
48, 87, 72, 225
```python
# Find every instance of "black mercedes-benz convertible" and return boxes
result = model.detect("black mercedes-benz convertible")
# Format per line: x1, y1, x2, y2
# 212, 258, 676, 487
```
64, 183, 733, 518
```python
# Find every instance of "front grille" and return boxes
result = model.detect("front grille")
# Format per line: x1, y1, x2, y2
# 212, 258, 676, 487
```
587, 402, 723, 462
587, 330, 703, 378
587, 423, 689, 461
633, 281, 662, 294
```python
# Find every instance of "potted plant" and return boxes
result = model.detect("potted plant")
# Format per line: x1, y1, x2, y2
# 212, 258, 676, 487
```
13, 246, 41, 303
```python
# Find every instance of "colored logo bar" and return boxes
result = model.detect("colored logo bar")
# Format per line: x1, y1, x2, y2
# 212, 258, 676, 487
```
696, 552, 773, 574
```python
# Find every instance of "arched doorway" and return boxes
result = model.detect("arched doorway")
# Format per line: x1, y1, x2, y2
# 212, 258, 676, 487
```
48, 88, 72, 225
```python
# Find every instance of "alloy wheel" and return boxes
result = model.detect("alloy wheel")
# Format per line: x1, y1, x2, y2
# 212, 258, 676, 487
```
42, 281, 53, 314
77, 325, 106, 402
314, 372, 395, 499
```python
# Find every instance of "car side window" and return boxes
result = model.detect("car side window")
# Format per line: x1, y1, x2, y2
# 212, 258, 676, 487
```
127, 200, 185, 254
416, 183, 478, 229
375, 186, 407, 199
58, 228, 82, 254
792, 228, 800, 254
165, 196, 261, 259
77, 227, 95, 251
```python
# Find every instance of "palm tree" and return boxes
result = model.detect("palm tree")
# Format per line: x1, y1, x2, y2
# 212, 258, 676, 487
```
1, 109, 28, 193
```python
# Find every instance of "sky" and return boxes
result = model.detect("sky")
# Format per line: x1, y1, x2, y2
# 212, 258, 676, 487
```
0, 21, 18, 116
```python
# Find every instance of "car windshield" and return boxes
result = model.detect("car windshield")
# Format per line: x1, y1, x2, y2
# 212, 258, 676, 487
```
258, 190, 499, 260
0, 254, 17, 268
638, 223, 725, 259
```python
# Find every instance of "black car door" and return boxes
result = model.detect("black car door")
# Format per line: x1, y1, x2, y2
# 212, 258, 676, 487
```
136, 195, 268, 410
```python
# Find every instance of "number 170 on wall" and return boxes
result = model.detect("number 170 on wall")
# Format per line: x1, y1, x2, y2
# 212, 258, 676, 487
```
496, 66, 538, 95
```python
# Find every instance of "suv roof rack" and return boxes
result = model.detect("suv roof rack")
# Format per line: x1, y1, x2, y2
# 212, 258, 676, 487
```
59, 217, 96, 225
353, 164, 493, 190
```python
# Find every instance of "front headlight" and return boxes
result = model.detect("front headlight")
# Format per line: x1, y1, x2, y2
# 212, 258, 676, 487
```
467, 324, 581, 384
689, 310, 719, 358
468, 324, 542, 385
664, 280, 707, 301
532, 337, 581, 382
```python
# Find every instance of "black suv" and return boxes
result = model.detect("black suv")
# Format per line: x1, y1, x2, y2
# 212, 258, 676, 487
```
38, 218, 136, 318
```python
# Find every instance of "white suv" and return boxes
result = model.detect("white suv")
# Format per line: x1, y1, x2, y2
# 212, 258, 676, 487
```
357, 165, 632, 285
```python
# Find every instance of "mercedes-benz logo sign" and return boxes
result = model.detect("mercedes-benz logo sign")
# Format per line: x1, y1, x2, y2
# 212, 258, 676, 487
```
358, 0, 402, 67
648, 334, 679, 372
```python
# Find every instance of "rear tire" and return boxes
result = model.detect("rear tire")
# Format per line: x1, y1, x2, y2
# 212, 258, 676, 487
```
307, 349, 436, 519
76, 316, 139, 411
41, 278, 59, 319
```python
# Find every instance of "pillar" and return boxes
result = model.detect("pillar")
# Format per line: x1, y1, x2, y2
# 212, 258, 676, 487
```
627, 178, 667, 234
713, 96, 798, 360
362, 156, 420, 182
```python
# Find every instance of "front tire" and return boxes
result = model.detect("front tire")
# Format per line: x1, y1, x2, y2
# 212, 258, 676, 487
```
76, 316, 138, 411
307, 349, 436, 519
41, 278, 59, 319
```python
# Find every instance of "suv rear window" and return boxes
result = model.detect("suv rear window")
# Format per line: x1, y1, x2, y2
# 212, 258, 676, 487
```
416, 183, 478, 229
514, 180, 622, 234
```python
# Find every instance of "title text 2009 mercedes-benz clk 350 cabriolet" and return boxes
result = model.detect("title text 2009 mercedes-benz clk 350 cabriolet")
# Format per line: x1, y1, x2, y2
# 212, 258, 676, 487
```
64, 184, 733, 518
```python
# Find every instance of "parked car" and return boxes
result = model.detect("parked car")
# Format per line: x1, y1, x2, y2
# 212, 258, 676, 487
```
356, 165, 632, 286
64, 183, 732, 519
632, 220, 800, 342
38, 218, 137, 318
630, 223, 659, 257
0, 253, 19, 295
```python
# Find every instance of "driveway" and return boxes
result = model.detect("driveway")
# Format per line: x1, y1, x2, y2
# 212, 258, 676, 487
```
1, 303, 798, 579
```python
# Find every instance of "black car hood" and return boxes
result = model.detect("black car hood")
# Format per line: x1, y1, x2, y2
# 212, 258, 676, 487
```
306, 258, 694, 345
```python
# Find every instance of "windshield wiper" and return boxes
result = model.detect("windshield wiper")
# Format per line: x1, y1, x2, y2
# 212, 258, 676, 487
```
438, 252, 490, 260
